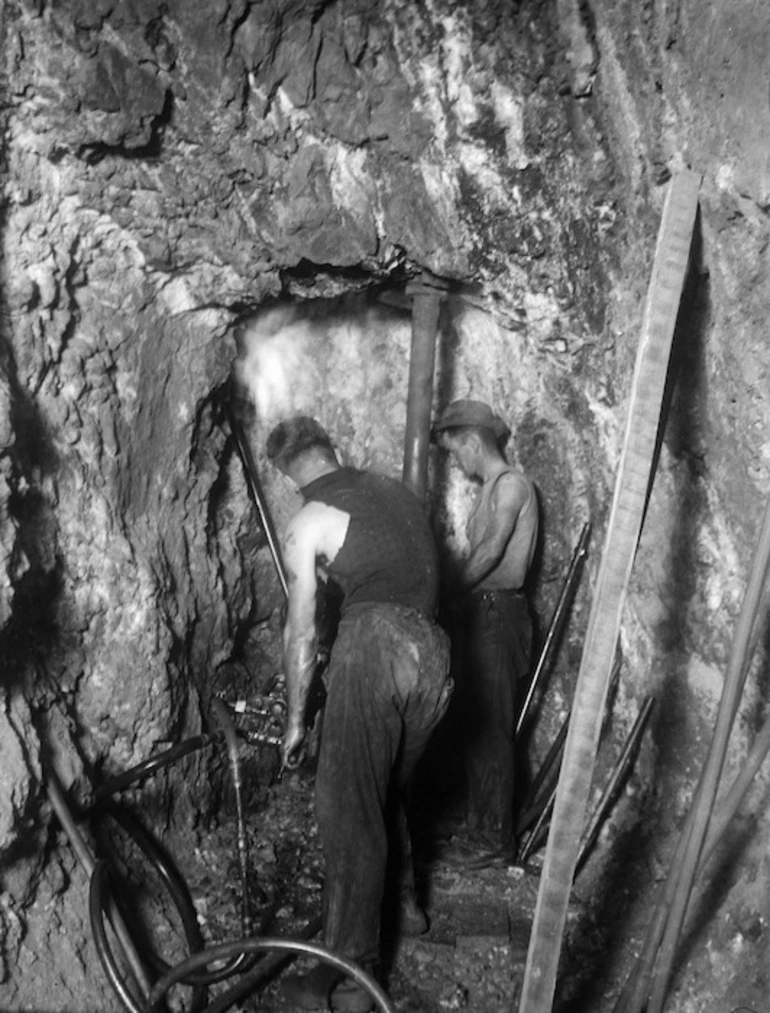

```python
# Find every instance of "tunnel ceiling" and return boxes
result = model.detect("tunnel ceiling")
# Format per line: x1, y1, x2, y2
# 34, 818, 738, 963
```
0, 0, 769, 1011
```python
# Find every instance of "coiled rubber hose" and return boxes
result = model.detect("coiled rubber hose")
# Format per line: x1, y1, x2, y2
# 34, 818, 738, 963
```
147, 935, 396, 1013
88, 710, 395, 1013
91, 860, 395, 1013
93, 804, 242, 987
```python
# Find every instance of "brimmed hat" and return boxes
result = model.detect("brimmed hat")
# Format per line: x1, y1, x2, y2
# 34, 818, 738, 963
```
432, 399, 509, 441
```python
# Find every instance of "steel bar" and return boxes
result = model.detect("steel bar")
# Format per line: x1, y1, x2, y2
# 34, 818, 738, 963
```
516, 521, 591, 739
575, 695, 655, 875
519, 785, 557, 864
646, 493, 770, 1013
225, 400, 289, 600
613, 594, 770, 1013
517, 654, 620, 838
516, 714, 568, 836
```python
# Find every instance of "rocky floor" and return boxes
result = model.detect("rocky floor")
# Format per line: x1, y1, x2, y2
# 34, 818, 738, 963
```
78, 723, 754, 1013
81, 696, 770, 1013
108, 741, 653, 1013
110, 755, 548, 1013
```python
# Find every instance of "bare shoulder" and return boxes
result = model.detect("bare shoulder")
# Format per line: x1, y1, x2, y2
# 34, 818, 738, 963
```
494, 469, 534, 507
286, 500, 349, 563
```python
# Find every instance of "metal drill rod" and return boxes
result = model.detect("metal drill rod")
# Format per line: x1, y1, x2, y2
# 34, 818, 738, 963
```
516, 521, 591, 739
516, 655, 622, 853
575, 694, 655, 875
225, 400, 289, 600
211, 699, 254, 939
516, 714, 569, 836
519, 786, 557, 864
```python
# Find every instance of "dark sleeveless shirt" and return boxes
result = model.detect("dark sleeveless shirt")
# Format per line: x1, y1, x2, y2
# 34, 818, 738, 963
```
301, 468, 439, 616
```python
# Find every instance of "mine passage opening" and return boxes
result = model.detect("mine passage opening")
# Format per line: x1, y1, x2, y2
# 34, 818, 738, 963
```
67, 275, 589, 1012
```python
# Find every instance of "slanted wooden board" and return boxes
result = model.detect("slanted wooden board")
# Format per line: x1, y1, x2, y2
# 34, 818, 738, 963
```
517, 168, 702, 1013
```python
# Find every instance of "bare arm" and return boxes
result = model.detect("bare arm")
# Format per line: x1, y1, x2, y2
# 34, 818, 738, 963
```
280, 500, 349, 766
457, 473, 530, 592
281, 511, 321, 766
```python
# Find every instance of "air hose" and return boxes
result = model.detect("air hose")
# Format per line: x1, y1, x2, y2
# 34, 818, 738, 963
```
145, 936, 396, 1013
84, 704, 395, 1013
92, 804, 231, 988
93, 733, 224, 803
88, 701, 263, 998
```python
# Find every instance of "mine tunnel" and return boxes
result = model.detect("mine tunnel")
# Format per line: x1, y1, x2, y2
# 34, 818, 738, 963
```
1, 0, 769, 1012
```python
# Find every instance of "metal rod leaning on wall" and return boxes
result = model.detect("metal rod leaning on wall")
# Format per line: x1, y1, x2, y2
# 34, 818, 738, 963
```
519, 784, 557, 865
517, 654, 621, 840
575, 694, 655, 875
521, 696, 654, 873
45, 768, 152, 1003
645, 492, 770, 1013
515, 521, 591, 740
225, 399, 289, 600
516, 715, 569, 838
612, 587, 770, 1013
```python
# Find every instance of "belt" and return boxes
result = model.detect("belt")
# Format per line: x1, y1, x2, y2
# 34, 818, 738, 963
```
343, 601, 436, 623
468, 588, 525, 602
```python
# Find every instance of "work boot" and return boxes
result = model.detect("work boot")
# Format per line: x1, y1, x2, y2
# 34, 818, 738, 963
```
281, 962, 341, 1009
398, 889, 429, 936
331, 965, 378, 1013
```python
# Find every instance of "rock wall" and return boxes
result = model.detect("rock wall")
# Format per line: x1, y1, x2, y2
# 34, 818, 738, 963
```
0, 0, 768, 1009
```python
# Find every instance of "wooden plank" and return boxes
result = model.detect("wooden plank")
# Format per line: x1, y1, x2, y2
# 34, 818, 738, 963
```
517, 169, 701, 1013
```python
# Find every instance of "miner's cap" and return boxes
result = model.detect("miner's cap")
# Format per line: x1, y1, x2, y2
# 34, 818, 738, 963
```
432, 399, 510, 441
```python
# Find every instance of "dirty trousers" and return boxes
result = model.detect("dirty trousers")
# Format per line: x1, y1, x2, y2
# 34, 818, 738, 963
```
315, 603, 452, 965
455, 590, 532, 851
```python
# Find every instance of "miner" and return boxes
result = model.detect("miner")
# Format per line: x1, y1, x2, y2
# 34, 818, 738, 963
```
433, 399, 539, 863
266, 416, 452, 1012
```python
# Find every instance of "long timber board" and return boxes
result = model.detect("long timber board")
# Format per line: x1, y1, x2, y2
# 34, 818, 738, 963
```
517, 169, 702, 1013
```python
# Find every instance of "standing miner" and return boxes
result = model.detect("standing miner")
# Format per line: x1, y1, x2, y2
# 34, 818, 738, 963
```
433, 399, 539, 864
266, 416, 452, 1012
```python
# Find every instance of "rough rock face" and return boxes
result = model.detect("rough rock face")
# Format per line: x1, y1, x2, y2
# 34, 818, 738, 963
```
0, 0, 768, 1009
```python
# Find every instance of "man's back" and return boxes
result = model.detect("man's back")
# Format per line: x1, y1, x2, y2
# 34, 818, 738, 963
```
301, 468, 439, 615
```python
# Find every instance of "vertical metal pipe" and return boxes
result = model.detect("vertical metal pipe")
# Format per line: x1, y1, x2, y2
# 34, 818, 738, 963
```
402, 281, 443, 501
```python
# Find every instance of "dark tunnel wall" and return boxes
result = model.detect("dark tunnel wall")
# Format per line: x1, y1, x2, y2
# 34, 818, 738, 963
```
0, 0, 768, 1009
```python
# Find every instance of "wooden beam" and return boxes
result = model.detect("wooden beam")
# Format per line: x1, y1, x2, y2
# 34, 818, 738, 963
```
517, 168, 701, 1013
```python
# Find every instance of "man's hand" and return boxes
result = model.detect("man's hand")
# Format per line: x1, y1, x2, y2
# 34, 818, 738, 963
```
281, 719, 305, 770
